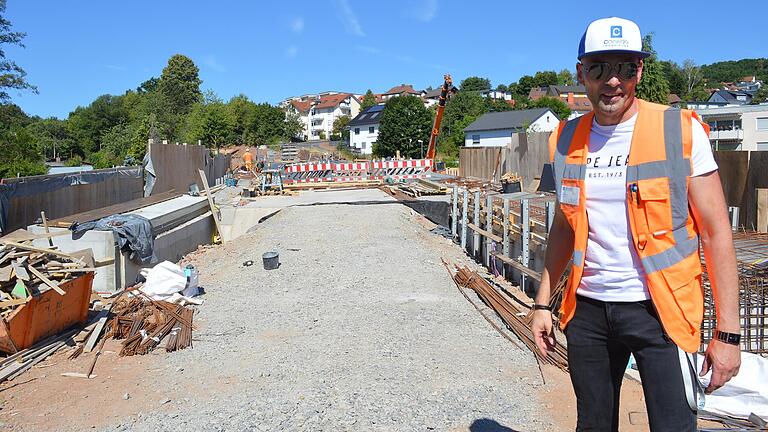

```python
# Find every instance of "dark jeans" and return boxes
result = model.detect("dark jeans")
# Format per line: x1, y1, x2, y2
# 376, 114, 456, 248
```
564, 295, 696, 432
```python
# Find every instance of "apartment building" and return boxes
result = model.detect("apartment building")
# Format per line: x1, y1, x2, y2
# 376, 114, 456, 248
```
696, 105, 768, 151
282, 92, 361, 141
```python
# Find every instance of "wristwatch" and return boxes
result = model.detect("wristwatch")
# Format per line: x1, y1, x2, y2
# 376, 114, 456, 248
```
532, 304, 553, 312
714, 329, 741, 346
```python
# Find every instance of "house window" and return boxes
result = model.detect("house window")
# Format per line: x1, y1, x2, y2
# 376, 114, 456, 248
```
757, 117, 768, 131
472, 134, 480, 145
354, 128, 360, 135
757, 142, 768, 151
362, 142, 366, 149
369, 126, 375, 133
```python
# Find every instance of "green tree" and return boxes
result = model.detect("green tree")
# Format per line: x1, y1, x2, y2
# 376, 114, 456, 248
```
283, 110, 304, 140
496, 83, 508, 92
0, 128, 46, 177
375, 95, 432, 158
158, 54, 202, 116
636, 34, 670, 105
25, 118, 75, 160
0, 0, 37, 102
529, 96, 570, 121
751, 86, 768, 105
184, 101, 234, 149
66, 94, 129, 153
0, 103, 31, 132
360, 89, 377, 109
659, 60, 686, 98
557, 69, 575, 86
532, 71, 558, 88
460, 76, 491, 91
332, 115, 351, 141
439, 91, 487, 156
700, 58, 768, 84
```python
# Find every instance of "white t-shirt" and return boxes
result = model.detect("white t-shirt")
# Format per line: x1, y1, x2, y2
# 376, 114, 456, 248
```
577, 113, 718, 302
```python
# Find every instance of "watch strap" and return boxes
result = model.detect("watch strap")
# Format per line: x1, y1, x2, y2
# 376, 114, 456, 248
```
532, 304, 553, 311
715, 330, 741, 346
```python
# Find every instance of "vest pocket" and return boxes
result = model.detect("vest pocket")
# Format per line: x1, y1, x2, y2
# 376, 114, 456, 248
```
637, 178, 673, 235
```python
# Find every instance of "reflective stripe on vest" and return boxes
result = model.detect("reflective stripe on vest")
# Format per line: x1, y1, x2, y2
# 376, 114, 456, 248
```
550, 100, 704, 352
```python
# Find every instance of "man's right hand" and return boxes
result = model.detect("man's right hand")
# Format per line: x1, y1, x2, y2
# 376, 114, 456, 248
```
532, 310, 557, 357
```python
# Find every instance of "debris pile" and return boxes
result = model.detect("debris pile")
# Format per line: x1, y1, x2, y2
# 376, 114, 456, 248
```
109, 293, 194, 356
0, 239, 90, 316
395, 179, 448, 197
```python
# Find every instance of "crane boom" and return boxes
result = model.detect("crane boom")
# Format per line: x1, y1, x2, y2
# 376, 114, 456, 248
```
425, 74, 457, 170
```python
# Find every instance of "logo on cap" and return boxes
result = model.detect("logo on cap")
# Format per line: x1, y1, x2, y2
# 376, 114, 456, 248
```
610, 26, 623, 38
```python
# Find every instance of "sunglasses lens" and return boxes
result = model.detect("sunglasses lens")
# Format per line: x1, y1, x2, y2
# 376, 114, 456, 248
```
618, 63, 638, 79
587, 64, 606, 80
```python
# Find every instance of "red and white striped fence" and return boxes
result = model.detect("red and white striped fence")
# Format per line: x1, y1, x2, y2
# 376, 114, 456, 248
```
282, 159, 432, 184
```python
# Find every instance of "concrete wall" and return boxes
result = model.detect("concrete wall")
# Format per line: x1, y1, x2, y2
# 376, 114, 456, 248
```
459, 132, 551, 188
0, 167, 143, 234
744, 111, 768, 149
148, 140, 231, 196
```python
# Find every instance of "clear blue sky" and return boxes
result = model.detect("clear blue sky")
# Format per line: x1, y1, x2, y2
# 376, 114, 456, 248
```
5, 0, 767, 119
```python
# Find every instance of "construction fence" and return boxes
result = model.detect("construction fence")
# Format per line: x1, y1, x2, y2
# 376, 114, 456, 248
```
458, 132, 550, 189
0, 140, 231, 235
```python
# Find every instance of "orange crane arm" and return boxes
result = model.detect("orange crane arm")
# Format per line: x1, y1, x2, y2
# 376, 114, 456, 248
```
425, 74, 457, 169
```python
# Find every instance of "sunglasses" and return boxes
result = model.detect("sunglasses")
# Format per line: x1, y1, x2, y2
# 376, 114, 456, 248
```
582, 62, 639, 81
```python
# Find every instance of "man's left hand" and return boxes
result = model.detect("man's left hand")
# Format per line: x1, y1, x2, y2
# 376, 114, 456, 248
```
700, 340, 741, 394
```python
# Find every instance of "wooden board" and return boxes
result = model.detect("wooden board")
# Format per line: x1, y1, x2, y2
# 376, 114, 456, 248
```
0, 241, 78, 260
490, 252, 542, 282
83, 306, 110, 353
26, 265, 66, 295
198, 169, 223, 241
48, 190, 181, 227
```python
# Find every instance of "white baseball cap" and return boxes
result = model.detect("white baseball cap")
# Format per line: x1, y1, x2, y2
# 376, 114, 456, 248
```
578, 17, 650, 60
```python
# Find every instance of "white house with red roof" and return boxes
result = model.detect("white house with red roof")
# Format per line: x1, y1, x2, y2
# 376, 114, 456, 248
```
282, 92, 361, 141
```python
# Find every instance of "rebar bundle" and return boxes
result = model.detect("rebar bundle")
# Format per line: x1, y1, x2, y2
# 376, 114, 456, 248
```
451, 264, 569, 371
108, 295, 194, 356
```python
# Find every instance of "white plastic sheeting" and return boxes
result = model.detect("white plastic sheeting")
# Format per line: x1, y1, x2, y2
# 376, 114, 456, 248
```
138, 261, 202, 305
698, 351, 768, 419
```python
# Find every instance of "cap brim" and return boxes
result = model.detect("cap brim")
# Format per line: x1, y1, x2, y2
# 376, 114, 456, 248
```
578, 49, 652, 60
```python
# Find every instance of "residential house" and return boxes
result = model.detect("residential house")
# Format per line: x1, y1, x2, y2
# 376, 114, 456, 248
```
463, 108, 559, 147
696, 105, 768, 151
423, 88, 442, 108
528, 85, 592, 118
282, 92, 361, 140
708, 89, 753, 106
348, 105, 385, 155
381, 84, 424, 101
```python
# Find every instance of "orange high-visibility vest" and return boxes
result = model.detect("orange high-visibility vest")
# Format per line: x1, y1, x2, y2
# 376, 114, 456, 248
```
548, 99, 710, 353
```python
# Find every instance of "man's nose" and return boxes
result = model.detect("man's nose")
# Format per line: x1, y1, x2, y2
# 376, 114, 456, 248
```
605, 75, 621, 87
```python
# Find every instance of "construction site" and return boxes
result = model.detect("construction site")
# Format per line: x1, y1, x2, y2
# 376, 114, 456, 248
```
1, 71, 768, 431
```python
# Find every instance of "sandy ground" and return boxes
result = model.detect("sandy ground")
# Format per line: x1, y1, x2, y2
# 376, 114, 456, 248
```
0, 188, 696, 431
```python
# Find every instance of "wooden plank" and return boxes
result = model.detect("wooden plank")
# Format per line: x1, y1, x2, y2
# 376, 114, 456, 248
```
83, 306, 110, 353
0, 298, 28, 308
48, 190, 180, 227
41, 211, 54, 247
26, 265, 66, 295
758, 188, 768, 233
0, 229, 72, 242
490, 252, 542, 282
467, 223, 503, 243
0, 265, 11, 282
198, 169, 224, 242
0, 241, 78, 260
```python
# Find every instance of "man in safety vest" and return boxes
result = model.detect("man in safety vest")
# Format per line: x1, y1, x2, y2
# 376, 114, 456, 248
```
531, 17, 741, 431
243, 147, 254, 172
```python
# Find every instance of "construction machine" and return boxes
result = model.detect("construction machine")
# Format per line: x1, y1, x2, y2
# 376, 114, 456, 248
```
425, 74, 458, 171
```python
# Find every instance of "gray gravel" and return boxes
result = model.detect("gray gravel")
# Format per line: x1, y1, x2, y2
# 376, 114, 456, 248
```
104, 189, 550, 431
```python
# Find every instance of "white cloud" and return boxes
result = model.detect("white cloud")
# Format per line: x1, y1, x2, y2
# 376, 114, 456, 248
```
406, 0, 438, 22
285, 45, 299, 59
290, 17, 304, 33
203, 55, 226, 73
335, 0, 365, 36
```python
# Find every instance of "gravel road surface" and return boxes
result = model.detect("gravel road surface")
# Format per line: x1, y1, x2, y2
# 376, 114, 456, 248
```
105, 189, 550, 431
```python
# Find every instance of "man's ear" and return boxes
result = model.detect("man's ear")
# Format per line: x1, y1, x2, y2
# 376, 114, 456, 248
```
636, 59, 644, 83
576, 63, 585, 85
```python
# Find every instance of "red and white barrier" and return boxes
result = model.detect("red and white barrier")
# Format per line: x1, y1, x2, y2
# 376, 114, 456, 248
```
282, 159, 431, 184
